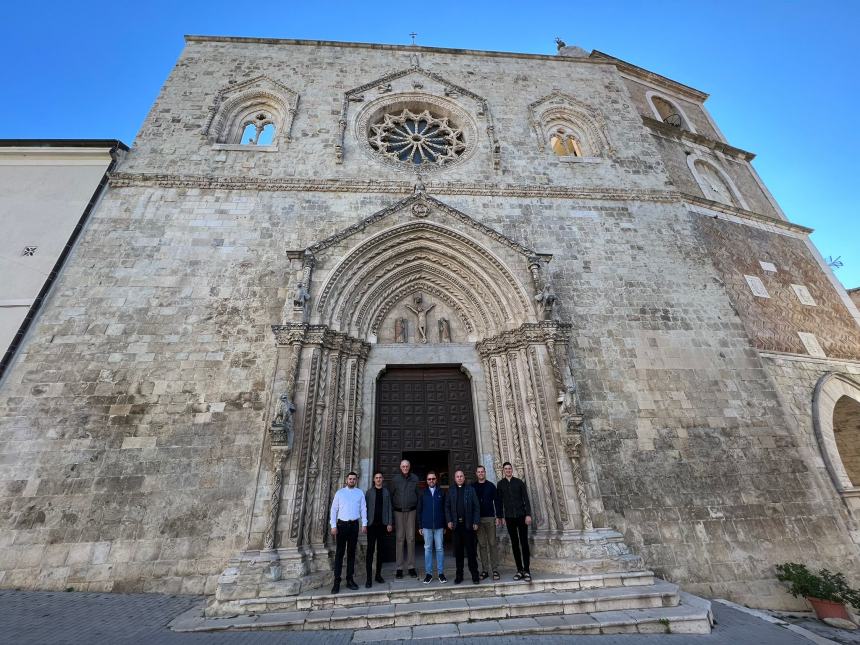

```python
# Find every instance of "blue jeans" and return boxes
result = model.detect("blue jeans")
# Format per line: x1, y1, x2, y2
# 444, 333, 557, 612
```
422, 528, 444, 574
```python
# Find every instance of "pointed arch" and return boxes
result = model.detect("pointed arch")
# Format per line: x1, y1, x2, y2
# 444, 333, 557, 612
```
528, 91, 611, 159
314, 220, 536, 340
204, 75, 299, 148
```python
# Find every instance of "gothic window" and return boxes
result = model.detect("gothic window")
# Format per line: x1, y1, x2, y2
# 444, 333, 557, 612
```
549, 128, 583, 157
529, 92, 610, 161
204, 76, 298, 150
239, 116, 276, 146
368, 107, 465, 166
646, 91, 693, 132
688, 156, 748, 209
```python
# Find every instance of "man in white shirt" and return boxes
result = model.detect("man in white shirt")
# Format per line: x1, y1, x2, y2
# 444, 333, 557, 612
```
329, 471, 367, 594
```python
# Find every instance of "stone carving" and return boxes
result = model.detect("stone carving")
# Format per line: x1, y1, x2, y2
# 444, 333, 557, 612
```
563, 431, 593, 531
405, 294, 435, 343
293, 283, 311, 309
290, 347, 320, 541
377, 83, 392, 93
535, 283, 557, 320
394, 317, 408, 343
303, 348, 329, 547
270, 394, 296, 445
528, 346, 567, 525
438, 317, 451, 342
263, 448, 289, 551
411, 202, 430, 217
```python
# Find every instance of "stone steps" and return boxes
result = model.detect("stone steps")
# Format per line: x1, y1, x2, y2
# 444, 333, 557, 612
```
217, 569, 656, 615
172, 576, 713, 636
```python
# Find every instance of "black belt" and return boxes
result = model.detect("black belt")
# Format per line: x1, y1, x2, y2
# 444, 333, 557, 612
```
394, 507, 416, 512
337, 519, 359, 524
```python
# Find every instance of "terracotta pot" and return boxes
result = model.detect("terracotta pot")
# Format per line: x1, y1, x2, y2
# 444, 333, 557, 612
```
807, 597, 851, 621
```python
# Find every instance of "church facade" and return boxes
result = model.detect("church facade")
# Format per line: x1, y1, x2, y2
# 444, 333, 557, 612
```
1, 35, 860, 610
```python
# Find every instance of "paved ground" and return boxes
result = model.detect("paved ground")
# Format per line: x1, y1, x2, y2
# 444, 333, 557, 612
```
0, 588, 839, 644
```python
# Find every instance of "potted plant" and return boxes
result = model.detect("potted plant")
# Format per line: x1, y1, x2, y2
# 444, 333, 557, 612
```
776, 562, 860, 623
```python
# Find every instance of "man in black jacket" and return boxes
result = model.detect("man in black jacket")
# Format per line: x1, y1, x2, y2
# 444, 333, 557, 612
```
389, 459, 420, 578
497, 461, 532, 581
445, 469, 481, 584
365, 471, 393, 588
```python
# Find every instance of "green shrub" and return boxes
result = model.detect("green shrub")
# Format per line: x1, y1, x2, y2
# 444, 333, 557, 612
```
776, 562, 860, 608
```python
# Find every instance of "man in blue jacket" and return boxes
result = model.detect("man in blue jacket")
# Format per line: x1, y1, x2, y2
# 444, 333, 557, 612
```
445, 469, 481, 584
416, 471, 447, 584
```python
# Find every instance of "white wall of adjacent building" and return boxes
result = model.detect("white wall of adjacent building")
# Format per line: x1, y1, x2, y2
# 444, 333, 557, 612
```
0, 145, 114, 356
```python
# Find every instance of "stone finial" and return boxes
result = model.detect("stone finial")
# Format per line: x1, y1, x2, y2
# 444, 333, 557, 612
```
555, 37, 566, 51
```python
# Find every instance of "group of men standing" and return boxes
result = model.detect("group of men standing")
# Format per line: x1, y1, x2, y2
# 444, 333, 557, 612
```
328, 459, 533, 594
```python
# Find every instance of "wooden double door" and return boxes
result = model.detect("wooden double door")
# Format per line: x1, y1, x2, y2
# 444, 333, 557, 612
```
374, 366, 478, 486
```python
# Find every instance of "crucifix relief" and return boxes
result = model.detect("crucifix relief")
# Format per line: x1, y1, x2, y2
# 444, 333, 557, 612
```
405, 293, 435, 344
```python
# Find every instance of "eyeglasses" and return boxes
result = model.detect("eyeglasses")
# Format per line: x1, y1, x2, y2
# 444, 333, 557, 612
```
427, 478, 436, 481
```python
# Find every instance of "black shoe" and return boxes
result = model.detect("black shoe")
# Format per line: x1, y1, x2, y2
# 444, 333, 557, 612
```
346, 579, 359, 591
331, 581, 340, 594
438, 573, 448, 583
454, 576, 463, 584
375, 574, 385, 584
423, 574, 433, 584
396, 570, 403, 579
480, 571, 489, 580
408, 568, 418, 578
365, 580, 372, 588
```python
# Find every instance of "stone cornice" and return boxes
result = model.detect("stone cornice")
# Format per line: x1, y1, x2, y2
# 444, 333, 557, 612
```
589, 51, 708, 101
685, 197, 812, 236
642, 116, 755, 161
476, 321, 572, 357
108, 171, 673, 201
184, 35, 617, 67
108, 171, 811, 236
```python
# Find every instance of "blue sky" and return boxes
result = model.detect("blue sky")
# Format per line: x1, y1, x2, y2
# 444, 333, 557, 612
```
2, 1, 856, 288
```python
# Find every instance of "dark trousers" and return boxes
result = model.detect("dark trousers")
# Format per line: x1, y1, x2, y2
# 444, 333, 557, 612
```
333, 519, 359, 582
505, 516, 530, 573
365, 523, 386, 579
452, 522, 479, 580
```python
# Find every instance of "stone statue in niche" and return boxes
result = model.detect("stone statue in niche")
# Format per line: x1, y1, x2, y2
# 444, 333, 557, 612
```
438, 318, 451, 343
535, 283, 557, 320
394, 318, 408, 343
406, 294, 435, 344
293, 283, 311, 309
271, 394, 296, 446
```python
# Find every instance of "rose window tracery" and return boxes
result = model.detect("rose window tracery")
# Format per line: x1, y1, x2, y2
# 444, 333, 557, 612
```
368, 108, 466, 166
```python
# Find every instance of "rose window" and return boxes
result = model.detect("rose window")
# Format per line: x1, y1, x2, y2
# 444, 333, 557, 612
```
368, 108, 466, 166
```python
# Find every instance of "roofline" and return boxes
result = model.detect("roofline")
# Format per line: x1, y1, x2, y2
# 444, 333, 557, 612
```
589, 51, 708, 101
183, 34, 614, 65
0, 139, 129, 151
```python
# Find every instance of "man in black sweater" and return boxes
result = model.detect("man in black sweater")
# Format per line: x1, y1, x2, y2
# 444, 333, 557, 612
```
496, 461, 532, 581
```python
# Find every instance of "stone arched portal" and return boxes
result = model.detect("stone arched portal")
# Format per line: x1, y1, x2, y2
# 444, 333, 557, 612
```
212, 191, 644, 607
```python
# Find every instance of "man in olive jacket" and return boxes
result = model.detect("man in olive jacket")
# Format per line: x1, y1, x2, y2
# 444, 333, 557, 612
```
445, 469, 481, 584
389, 459, 420, 578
